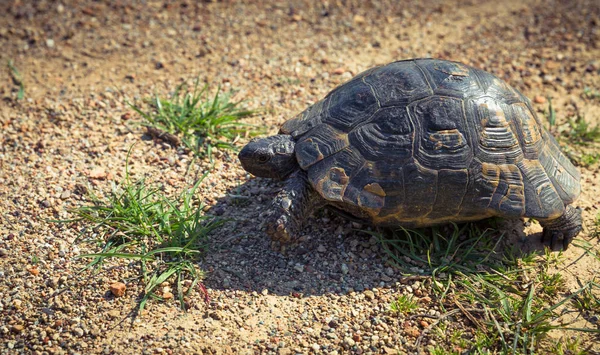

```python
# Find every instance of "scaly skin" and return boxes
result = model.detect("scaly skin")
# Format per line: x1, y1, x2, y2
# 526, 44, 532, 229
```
265, 170, 322, 246
539, 205, 583, 250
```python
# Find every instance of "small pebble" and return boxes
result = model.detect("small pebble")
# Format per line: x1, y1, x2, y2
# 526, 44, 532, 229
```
344, 336, 356, 347
353, 15, 366, 24
341, 263, 349, 274
109, 282, 126, 297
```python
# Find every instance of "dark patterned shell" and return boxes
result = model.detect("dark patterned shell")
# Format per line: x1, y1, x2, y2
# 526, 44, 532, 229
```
280, 59, 581, 227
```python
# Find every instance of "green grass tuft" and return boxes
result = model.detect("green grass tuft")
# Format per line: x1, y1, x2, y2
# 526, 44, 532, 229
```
582, 87, 600, 101
373, 223, 503, 281
129, 78, 258, 158
7, 60, 25, 100
547, 97, 556, 131
375, 223, 600, 354
544, 99, 600, 167
565, 115, 600, 145
593, 213, 600, 239
571, 279, 600, 314
390, 294, 418, 314
68, 147, 222, 310
549, 336, 587, 355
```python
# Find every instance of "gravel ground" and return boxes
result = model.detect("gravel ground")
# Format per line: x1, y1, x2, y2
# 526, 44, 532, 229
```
1, 0, 600, 354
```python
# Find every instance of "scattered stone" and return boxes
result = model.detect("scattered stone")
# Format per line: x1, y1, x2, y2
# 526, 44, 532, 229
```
341, 263, 349, 274
353, 15, 366, 24
209, 311, 222, 320
109, 282, 126, 297
343, 336, 356, 347
0, 2, 598, 354
89, 167, 107, 179
419, 296, 432, 304
405, 327, 420, 337
74, 184, 88, 195
381, 274, 392, 282
163, 291, 174, 300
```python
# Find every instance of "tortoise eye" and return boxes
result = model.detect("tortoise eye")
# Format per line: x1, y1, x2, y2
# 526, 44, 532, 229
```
258, 154, 271, 163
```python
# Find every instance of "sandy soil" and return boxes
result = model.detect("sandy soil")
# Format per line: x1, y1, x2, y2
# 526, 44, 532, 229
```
1, 0, 599, 354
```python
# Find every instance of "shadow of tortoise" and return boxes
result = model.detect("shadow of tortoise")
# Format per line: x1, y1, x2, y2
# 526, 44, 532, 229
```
199, 177, 551, 297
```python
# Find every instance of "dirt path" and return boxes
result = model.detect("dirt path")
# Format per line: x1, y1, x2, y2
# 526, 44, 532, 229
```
1, 0, 599, 354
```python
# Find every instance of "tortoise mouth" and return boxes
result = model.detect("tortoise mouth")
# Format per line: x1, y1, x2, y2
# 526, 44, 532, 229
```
238, 145, 281, 179
237, 146, 254, 162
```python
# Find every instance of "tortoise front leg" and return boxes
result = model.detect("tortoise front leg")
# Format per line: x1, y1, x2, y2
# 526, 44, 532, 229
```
539, 205, 582, 250
266, 170, 322, 245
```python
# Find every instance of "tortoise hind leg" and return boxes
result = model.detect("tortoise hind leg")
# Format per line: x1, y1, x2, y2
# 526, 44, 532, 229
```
539, 205, 582, 250
266, 170, 323, 245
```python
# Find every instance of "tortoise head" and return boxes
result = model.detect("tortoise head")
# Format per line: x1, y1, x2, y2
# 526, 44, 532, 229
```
238, 135, 298, 180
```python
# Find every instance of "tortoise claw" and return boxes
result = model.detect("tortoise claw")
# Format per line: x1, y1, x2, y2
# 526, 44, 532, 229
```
265, 170, 322, 247
266, 214, 293, 244
540, 206, 582, 251
563, 236, 573, 250
541, 229, 567, 250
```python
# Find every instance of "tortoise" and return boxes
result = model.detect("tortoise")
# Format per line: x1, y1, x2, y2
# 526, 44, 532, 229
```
238, 58, 582, 249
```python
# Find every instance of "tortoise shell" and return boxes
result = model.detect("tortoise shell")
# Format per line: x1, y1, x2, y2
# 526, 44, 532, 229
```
279, 58, 581, 227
